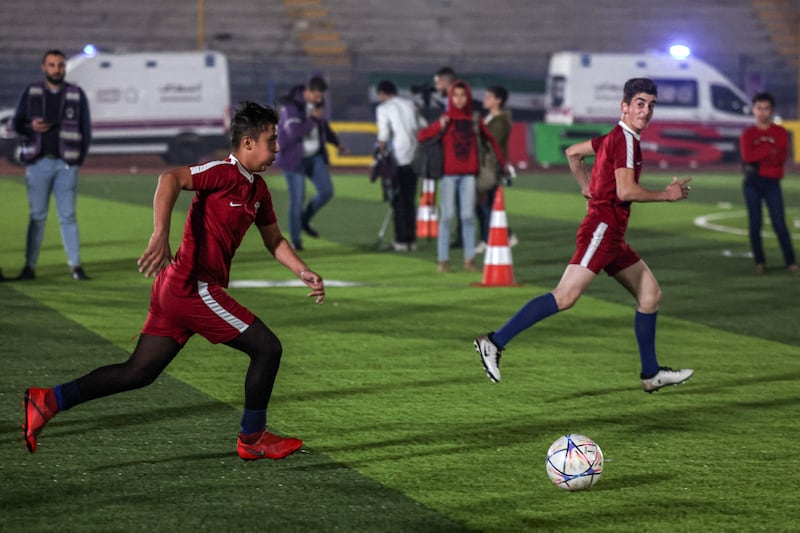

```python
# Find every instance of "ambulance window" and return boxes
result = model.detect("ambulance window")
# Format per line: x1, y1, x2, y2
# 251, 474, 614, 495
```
549, 75, 566, 108
711, 85, 748, 115
652, 79, 697, 107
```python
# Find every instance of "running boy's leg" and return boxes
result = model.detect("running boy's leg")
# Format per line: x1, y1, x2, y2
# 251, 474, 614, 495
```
475, 265, 594, 382
223, 317, 302, 460
613, 260, 693, 392
24, 334, 182, 452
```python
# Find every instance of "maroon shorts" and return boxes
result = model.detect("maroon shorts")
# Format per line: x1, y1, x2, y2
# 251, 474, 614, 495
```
142, 274, 254, 346
569, 218, 640, 276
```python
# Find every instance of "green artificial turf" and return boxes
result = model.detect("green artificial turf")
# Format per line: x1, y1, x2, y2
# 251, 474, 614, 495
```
1, 167, 799, 532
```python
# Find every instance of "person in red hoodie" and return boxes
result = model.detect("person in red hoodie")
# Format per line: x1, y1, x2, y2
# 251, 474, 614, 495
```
417, 80, 506, 272
739, 92, 798, 274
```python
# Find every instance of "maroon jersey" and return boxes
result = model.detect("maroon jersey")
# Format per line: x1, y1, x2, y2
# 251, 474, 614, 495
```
588, 122, 642, 234
164, 155, 277, 292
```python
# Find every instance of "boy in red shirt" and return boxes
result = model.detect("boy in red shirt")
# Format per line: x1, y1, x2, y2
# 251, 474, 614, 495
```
474, 78, 694, 393
739, 92, 798, 273
23, 102, 325, 460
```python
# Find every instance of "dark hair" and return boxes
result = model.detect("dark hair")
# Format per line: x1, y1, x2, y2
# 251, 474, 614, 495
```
42, 49, 66, 63
376, 80, 398, 95
435, 66, 456, 82
752, 91, 775, 107
623, 78, 658, 103
230, 101, 279, 148
307, 75, 328, 92
487, 85, 508, 107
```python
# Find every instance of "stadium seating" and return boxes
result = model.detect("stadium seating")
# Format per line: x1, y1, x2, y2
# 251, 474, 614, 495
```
0, 0, 795, 118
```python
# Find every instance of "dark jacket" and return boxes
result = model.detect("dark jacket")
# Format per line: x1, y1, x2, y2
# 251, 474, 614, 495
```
13, 81, 91, 165
275, 84, 341, 172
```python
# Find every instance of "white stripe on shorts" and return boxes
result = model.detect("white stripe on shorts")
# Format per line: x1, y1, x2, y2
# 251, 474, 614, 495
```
197, 281, 249, 333
579, 222, 608, 268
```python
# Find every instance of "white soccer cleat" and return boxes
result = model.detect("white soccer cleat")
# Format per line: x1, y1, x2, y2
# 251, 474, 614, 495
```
474, 335, 502, 382
641, 367, 694, 393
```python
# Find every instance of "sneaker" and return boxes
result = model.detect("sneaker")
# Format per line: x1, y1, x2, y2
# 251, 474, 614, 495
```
641, 367, 694, 393
23, 387, 57, 453
474, 241, 487, 254
237, 430, 303, 460
391, 241, 410, 252
437, 261, 451, 273
464, 259, 481, 273
474, 334, 501, 382
71, 266, 90, 280
508, 233, 519, 248
17, 266, 35, 280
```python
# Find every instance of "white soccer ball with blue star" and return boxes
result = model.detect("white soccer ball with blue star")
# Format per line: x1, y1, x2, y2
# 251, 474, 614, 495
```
545, 434, 604, 491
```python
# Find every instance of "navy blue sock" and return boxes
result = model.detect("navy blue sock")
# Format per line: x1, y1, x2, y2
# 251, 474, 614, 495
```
493, 293, 559, 349
635, 311, 660, 378
54, 381, 82, 411
240, 408, 267, 435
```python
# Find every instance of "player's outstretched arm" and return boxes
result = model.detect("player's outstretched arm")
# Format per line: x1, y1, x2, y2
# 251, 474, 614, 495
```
257, 223, 325, 304
565, 140, 595, 199
137, 167, 194, 277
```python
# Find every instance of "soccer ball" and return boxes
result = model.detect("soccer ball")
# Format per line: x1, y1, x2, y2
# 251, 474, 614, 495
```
545, 434, 604, 491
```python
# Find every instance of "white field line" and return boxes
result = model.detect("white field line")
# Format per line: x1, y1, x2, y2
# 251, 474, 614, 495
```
693, 210, 800, 240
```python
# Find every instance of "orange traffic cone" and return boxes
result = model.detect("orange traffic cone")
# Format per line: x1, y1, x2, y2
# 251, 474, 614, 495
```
416, 178, 439, 239
475, 186, 520, 287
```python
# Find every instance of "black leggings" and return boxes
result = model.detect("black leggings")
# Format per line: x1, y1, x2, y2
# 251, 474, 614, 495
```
73, 317, 283, 410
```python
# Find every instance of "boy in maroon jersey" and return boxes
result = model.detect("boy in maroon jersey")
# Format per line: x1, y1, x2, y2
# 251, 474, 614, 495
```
23, 102, 325, 460
739, 92, 798, 274
474, 78, 694, 393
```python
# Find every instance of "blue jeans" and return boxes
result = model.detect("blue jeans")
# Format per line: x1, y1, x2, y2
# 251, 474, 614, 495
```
25, 157, 81, 268
743, 175, 796, 266
283, 153, 333, 247
438, 174, 476, 262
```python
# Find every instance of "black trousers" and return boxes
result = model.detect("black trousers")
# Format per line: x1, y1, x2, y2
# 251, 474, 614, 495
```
392, 165, 419, 244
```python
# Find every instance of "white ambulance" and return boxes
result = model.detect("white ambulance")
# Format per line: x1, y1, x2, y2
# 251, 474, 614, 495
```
1, 50, 231, 164
545, 51, 751, 126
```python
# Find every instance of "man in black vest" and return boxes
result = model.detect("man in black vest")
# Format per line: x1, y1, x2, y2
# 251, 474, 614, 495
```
12, 49, 92, 280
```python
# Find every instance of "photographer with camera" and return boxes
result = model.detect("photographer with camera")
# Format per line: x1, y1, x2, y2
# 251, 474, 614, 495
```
276, 76, 347, 251
375, 80, 427, 252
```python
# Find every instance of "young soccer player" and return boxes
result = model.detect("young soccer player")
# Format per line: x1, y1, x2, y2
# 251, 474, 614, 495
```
23, 101, 325, 460
474, 78, 694, 393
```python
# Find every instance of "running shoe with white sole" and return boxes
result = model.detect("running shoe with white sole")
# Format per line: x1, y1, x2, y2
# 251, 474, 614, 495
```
474, 334, 502, 382
641, 367, 694, 393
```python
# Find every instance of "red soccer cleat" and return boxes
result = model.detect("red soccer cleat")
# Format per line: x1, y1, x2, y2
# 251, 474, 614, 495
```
237, 430, 303, 461
23, 387, 57, 453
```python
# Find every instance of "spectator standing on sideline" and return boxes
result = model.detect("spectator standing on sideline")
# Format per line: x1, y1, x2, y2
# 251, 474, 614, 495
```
434, 67, 456, 106
12, 49, 91, 281
476, 85, 516, 253
276, 76, 346, 251
418, 80, 506, 273
474, 78, 694, 394
432, 67, 465, 249
22, 102, 325, 460
375, 80, 426, 252
739, 92, 799, 273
